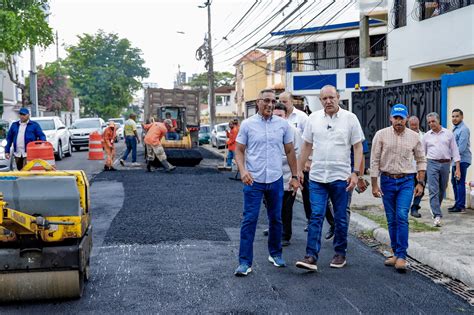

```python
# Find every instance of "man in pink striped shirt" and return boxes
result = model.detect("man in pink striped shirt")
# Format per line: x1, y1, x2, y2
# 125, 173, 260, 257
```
422, 112, 461, 227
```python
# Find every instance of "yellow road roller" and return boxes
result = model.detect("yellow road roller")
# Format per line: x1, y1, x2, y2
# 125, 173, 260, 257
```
0, 159, 92, 302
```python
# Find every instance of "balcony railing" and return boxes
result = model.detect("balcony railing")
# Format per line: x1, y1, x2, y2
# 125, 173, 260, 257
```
417, 0, 472, 20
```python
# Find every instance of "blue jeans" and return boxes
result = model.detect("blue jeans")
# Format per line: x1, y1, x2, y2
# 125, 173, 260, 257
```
427, 160, 450, 218
380, 174, 415, 260
122, 136, 137, 162
166, 132, 179, 140
306, 180, 349, 260
239, 177, 283, 266
226, 150, 234, 167
452, 162, 470, 210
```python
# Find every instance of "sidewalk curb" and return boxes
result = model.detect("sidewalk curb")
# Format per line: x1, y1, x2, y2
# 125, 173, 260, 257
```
350, 212, 474, 288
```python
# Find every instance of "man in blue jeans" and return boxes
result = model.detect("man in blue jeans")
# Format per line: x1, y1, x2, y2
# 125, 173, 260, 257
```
371, 104, 427, 272
449, 109, 471, 213
296, 85, 364, 271
120, 113, 141, 166
234, 89, 300, 277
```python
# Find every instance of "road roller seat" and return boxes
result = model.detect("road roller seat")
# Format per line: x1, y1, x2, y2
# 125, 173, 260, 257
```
0, 176, 81, 217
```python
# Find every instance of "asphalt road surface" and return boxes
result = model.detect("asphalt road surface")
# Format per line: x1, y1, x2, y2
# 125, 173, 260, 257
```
2, 147, 473, 313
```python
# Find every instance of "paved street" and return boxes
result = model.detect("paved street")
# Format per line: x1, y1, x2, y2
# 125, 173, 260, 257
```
2, 146, 472, 313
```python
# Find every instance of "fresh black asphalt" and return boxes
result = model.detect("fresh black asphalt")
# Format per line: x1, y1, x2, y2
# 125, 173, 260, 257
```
1, 149, 472, 313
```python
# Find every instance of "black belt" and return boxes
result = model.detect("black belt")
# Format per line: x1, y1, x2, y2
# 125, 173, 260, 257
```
381, 172, 412, 179
429, 159, 451, 163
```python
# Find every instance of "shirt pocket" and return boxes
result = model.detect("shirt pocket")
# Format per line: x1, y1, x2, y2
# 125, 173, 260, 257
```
331, 129, 348, 146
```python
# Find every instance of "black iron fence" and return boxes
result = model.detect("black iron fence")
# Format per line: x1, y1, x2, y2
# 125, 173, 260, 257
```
352, 79, 441, 164
416, 0, 473, 20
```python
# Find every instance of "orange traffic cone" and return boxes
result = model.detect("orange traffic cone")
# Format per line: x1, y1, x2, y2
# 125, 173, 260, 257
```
26, 141, 56, 170
88, 132, 104, 160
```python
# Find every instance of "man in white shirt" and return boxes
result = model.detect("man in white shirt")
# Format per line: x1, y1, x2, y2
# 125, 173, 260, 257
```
273, 102, 302, 247
295, 85, 364, 271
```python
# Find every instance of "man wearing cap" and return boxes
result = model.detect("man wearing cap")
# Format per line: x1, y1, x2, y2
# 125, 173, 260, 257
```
423, 112, 460, 227
5, 108, 46, 170
371, 104, 426, 271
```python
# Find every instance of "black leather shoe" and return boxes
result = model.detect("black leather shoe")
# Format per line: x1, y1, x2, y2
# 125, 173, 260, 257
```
448, 205, 456, 211
411, 211, 421, 218
325, 227, 335, 240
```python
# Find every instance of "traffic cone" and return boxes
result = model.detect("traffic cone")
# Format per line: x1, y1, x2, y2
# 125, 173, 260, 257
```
26, 141, 56, 171
88, 132, 104, 160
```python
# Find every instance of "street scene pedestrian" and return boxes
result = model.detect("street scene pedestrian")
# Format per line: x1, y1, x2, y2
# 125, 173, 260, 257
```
324, 139, 369, 240
408, 116, 425, 218
423, 112, 461, 227
370, 104, 427, 271
102, 121, 117, 171
225, 120, 237, 170
120, 113, 140, 166
143, 118, 176, 172
449, 109, 471, 213
5, 108, 46, 170
295, 85, 364, 271
234, 89, 300, 276
273, 102, 302, 247
165, 112, 179, 140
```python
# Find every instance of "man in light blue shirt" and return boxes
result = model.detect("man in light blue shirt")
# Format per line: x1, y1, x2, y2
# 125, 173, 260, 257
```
449, 109, 471, 213
233, 89, 300, 277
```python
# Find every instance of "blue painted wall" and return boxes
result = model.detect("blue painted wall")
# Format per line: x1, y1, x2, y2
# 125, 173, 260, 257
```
293, 74, 337, 91
346, 73, 360, 89
441, 70, 474, 127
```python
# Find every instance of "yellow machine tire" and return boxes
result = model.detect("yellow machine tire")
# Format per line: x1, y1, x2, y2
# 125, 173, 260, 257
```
0, 270, 83, 302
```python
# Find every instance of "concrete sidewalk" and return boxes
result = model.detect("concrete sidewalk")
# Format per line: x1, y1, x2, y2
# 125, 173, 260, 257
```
350, 181, 474, 288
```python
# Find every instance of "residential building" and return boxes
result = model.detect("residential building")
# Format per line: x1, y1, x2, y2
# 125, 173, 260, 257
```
260, 19, 387, 111
234, 50, 267, 117
384, 0, 473, 83
0, 53, 25, 121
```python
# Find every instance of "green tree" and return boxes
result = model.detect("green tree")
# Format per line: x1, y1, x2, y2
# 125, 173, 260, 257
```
0, 0, 54, 105
64, 30, 149, 119
187, 71, 234, 103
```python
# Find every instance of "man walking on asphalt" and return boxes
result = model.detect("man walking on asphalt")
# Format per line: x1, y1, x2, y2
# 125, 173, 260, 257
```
408, 116, 425, 218
143, 118, 176, 172
370, 104, 426, 272
5, 107, 46, 170
295, 85, 364, 271
449, 109, 471, 213
120, 113, 140, 167
324, 140, 369, 240
102, 121, 117, 171
279, 91, 313, 231
234, 89, 300, 277
225, 120, 237, 170
423, 112, 460, 227
273, 102, 302, 247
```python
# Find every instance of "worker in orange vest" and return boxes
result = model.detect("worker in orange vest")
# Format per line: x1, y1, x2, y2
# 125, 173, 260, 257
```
102, 121, 117, 171
225, 120, 238, 170
143, 118, 176, 172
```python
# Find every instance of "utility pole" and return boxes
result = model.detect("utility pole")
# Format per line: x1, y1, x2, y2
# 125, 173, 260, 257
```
29, 46, 38, 117
202, 1, 216, 131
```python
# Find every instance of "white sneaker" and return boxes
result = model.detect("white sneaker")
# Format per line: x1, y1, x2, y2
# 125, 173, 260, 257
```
433, 217, 442, 227
132, 162, 141, 167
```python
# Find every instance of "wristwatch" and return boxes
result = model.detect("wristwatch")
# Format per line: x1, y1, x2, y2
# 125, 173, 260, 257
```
292, 175, 298, 180
353, 170, 360, 176
418, 180, 426, 187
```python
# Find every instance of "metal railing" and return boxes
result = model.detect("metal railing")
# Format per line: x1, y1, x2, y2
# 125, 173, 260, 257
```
417, 0, 473, 20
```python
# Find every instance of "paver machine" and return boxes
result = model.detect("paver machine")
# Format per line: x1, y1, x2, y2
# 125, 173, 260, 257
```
144, 88, 203, 167
0, 160, 92, 302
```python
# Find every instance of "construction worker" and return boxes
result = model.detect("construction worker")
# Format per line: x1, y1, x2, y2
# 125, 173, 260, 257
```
225, 120, 237, 170
102, 121, 117, 171
143, 118, 176, 172
5, 107, 46, 170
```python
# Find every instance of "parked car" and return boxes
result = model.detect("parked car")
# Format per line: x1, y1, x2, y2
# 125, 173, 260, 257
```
108, 118, 125, 140
199, 124, 211, 145
70, 118, 106, 151
211, 123, 229, 149
0, 120, 13, 171
31, 116, 72, 160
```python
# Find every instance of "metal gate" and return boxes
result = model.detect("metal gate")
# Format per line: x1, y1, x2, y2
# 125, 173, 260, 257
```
352, 79, 441, 157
